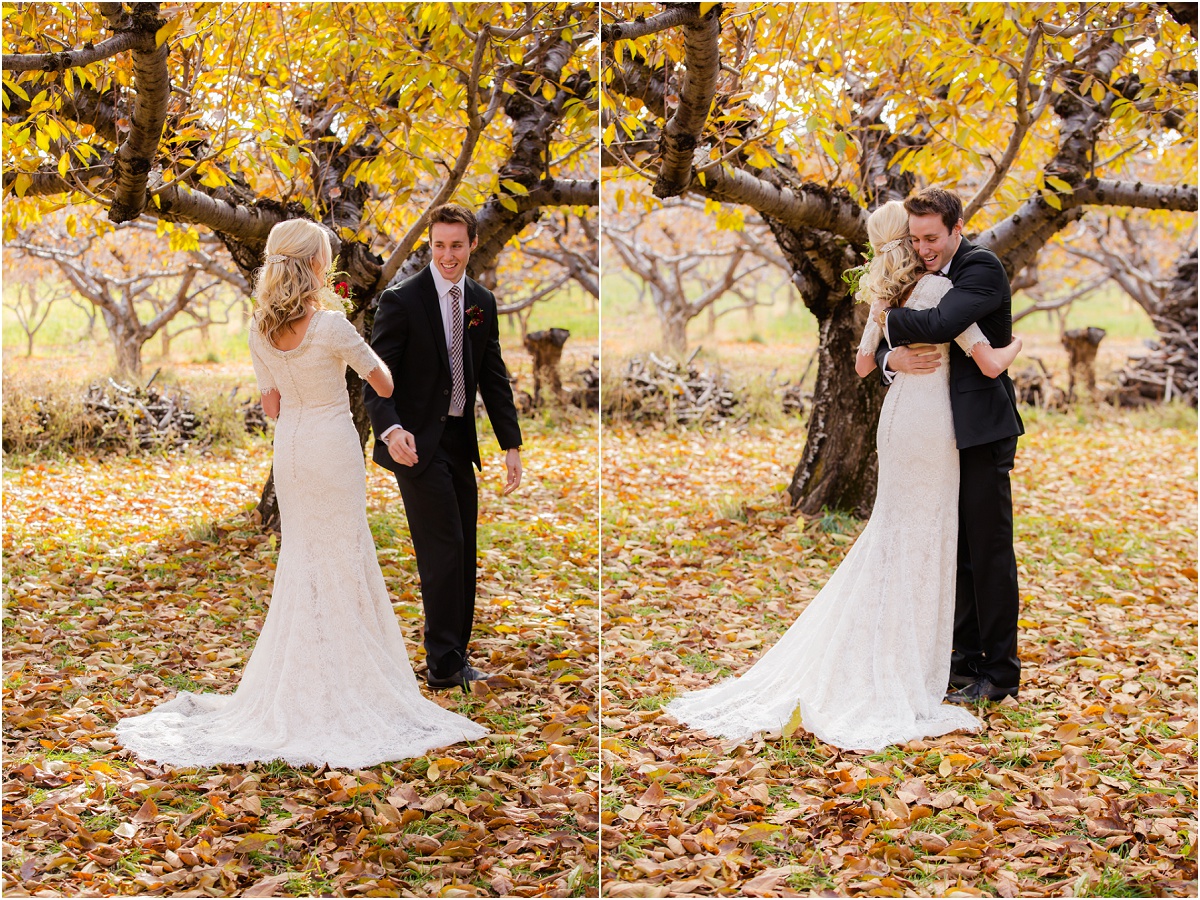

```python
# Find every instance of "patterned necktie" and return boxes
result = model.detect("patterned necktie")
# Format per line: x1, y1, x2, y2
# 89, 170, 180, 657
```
448, 284, 465, 416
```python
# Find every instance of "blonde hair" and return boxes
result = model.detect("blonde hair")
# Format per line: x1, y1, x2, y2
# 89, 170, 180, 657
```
251, 219, 341, 344
855, 200, 924, 309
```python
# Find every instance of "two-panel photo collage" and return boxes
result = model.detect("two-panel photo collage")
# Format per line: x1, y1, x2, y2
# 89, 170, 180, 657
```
3, 2, 1197, 897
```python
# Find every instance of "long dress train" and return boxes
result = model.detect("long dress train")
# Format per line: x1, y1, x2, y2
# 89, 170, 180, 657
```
117, 309, 486, 768
666, 276, 983, 752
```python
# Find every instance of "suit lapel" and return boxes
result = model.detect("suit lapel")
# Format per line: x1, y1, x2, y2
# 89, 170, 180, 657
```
418, 266, 451, 374
947, 237, 973, 282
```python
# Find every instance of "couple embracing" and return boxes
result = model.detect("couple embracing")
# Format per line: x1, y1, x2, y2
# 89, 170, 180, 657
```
669, 189, 1026, 753
117, 205, 521, 768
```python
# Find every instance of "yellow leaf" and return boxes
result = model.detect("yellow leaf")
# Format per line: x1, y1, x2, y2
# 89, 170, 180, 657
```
1046, 176, 1074, 193
737, 822, 781, 843
499, 194, 519, 213
13, 173, 31, 197
782, 703, 803, 738
699, 2, 719, 16
1042, 190, 1062, 210
155, 16, 182, 47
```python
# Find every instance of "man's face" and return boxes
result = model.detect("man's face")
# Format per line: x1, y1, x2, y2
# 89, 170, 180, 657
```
430, 222, 476, 283
908, 212, 963, 272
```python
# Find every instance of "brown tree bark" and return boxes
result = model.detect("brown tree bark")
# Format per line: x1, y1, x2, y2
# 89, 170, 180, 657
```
524, 328, 571, 407
1062, 327, 1107, 402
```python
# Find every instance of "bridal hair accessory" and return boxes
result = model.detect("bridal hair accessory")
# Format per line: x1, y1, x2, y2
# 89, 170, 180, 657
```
877, 237, 904, 253
265, 253, 289, 264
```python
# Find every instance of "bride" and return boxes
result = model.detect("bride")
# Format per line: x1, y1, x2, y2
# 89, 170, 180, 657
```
117, 220, 486, 768
666, 200, 1021, 752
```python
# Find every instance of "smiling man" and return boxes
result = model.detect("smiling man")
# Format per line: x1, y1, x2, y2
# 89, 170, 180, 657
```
873, 188, 1025, 705
364, 204, 523, 692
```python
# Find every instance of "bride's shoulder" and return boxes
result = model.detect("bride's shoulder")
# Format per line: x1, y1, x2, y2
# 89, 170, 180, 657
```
913, 272, 952, 297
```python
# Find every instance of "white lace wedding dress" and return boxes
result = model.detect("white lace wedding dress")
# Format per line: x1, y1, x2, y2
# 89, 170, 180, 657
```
116, 308, 486, 768
667, 275, 983, 752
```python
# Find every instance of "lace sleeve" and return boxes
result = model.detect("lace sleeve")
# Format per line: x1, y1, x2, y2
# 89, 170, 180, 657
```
248, 332, 278, 395
954, 322, 990, 356
329, 313, 387, 379
858, 318, 883, 356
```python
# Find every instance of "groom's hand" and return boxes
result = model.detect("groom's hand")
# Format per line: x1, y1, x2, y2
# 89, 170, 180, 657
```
385, 429, 418, 467
502, 448, 522, 495
889, 344, 941, 375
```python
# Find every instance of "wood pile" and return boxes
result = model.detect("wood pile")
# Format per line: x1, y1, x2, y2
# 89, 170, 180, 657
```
1112, 248, 1198, 407
780, 383, 808, 416
1010, 357, 1067, 410
83, 379, 202, 450
608, 352, 740, 423
569, 354, 600, 410
1111, 329, 1198, 407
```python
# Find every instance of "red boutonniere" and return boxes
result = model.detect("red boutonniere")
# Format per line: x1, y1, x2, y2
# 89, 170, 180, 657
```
333, 281, 350, 298
466, 304, 484, 328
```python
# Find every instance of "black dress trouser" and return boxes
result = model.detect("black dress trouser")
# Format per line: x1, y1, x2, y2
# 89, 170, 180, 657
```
952, 435, 1021, 688
394, 416, 478, 679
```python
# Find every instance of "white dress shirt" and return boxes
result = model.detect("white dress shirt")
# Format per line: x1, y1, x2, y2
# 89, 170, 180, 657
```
381, 267, 468, 442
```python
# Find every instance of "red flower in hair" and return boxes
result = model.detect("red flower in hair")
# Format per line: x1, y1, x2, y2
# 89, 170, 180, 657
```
334, 281, 350, 298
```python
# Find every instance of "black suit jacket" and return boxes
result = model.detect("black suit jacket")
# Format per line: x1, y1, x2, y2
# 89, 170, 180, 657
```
363, 266, 522, 476
875, 238, 1024, 449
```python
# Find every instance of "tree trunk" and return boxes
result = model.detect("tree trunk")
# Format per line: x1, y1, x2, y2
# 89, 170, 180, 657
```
1061, 326, 1106, 402
523, 328, 570, 407
658, 299, 689, 354
766, 219, 885, 517
256, 464, 280, 532
785, 295, 884, 517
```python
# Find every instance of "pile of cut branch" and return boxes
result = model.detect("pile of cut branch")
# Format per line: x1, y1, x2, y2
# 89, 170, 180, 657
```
1112, 326, 1198, 407
569, 354, 600, 410
1010, 358, 1068, 410
82, 379, 203, 451
605, 352, 741, 424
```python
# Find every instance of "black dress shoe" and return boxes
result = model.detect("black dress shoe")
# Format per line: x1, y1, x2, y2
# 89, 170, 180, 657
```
948, 671, 978, 689
427, 665, 491, 693
946, 677, 1018, 704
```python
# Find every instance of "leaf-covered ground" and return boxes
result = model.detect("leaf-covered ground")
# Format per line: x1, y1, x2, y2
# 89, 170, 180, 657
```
601, 410, 1197, 897
3, 418, 599, 897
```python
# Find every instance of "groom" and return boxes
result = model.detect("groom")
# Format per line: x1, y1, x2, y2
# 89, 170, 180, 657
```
873, 188, 1025, 703
364, 204, 523, 690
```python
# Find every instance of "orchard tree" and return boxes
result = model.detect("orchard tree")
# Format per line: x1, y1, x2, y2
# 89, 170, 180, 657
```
602, 197, 784, 351
602, 1, 1196, 516
10, 219, 246, 376
4, 1, 598, 524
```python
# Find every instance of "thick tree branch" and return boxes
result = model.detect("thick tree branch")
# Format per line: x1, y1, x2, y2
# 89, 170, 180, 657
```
690, 164, 868, 243
151, 180, 286, 242
109, 32, 171, 223
653, 6, 722, 198
984, 178, 1198, 269
608, 53, 669, 119
2, 31, 149, 72
602, 4, 704, 43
